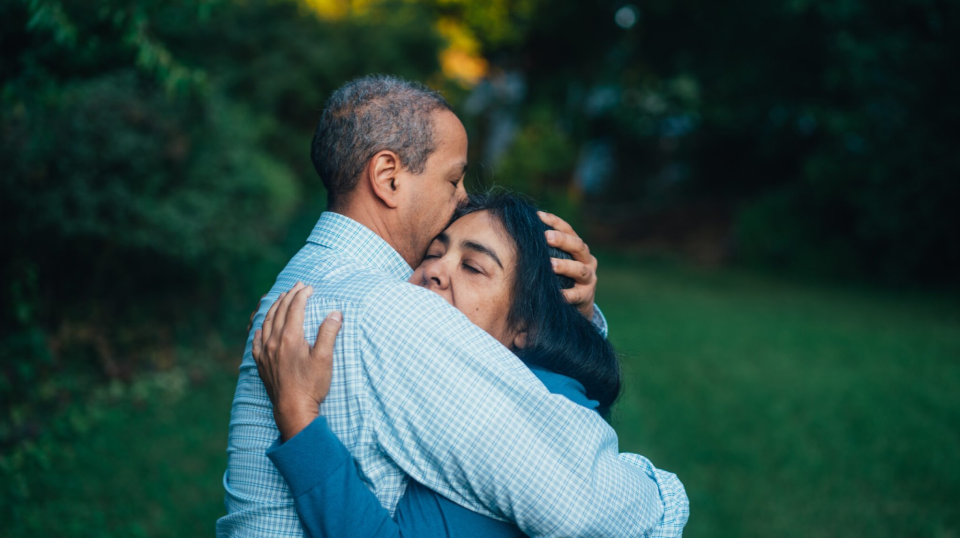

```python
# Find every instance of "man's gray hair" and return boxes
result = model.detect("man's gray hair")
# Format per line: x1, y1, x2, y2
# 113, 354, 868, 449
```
311, 75, 453, 208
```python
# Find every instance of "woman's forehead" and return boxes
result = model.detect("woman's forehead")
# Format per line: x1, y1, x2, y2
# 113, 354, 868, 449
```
445, 211, 515, 257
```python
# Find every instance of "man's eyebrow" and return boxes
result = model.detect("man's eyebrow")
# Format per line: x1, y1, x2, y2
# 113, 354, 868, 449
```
461, 240, 503, 269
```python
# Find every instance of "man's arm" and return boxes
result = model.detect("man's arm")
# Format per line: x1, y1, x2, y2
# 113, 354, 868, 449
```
619, 454, 690, 538
355, 281, 664, 537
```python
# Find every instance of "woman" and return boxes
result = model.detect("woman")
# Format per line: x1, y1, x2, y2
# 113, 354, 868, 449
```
254, 193, 636, 537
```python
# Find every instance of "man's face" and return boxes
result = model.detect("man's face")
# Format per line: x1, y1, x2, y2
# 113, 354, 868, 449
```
401, 109, 468, 263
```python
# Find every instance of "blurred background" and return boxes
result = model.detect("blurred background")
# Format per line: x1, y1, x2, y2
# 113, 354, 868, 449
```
2, 0, 958, 536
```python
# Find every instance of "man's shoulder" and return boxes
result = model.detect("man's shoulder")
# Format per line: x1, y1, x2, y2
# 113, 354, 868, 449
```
280, 244, 410, 303
283, 244, 474, 340
352, 276, 458, 323
285, 250, 447, 314
345, 276, 491, 350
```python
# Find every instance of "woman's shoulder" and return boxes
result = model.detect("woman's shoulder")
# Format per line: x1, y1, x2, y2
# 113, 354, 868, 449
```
527, 366, 600, 412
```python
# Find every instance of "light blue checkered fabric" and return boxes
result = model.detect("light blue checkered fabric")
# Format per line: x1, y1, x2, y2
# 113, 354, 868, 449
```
217, 212, 688, 538
620, 454, 691, 537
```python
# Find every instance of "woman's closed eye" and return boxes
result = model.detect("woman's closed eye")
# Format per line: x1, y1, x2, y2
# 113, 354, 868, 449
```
424, 242, 445, 260
462, 261, 483, 275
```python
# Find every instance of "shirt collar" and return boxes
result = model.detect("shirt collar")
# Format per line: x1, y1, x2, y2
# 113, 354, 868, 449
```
306, 211, 414, 281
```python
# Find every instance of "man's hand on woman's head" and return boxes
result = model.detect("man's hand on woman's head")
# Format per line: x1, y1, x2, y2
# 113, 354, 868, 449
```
251, 281, 343, 442
537, 211, 599, 319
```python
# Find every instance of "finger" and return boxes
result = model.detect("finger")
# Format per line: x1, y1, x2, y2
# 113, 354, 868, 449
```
252, 329, 263, 362
261, 292, 285, 345
545, 230, 592, 264
310, 311, 343, 363
271, 283, 304, 338
551, 257, 595, 285
281, 285, 313, 341
537, 211, 577, 236
563, 287, 585, 306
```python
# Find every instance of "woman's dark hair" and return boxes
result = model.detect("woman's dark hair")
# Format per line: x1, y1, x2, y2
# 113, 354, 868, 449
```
453, 192, 621, 413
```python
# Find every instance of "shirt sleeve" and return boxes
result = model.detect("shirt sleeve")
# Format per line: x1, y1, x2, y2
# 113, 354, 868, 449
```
592, 304, 609, 338
357, 282, 665, 538
618, 454, 690, 538
268, 416, 524, 538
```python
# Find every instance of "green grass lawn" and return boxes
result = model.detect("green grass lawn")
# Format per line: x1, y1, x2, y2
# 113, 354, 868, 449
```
5, 257, 958, 537
601, 256, 960, 537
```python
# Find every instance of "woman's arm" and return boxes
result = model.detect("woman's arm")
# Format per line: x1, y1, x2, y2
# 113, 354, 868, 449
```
266, 415, 523, 538
266, 416, 399, 538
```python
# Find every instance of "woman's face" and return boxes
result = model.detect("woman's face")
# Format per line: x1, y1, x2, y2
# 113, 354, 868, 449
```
409, 210, 522, 349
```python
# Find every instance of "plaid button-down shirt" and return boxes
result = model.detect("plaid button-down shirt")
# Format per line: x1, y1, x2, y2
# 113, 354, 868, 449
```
217, 212, 688, 537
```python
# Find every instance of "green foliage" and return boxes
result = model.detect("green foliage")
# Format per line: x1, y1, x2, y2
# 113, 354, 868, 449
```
0, 0, 447, 454
460, 0, 959, 284
1, 355, 236, 537
4, 72, 298, 264
493, 106, 577, 194
716, 0, 960, 282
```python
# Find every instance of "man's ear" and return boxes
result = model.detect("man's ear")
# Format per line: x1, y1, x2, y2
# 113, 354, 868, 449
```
366, 150, 402, 209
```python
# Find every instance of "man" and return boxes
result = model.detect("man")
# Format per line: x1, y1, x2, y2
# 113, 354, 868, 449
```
218, 75, 688, 537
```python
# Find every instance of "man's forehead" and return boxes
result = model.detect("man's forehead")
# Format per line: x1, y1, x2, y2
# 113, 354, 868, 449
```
429, 109, 468, 170
432, 109, 467, 140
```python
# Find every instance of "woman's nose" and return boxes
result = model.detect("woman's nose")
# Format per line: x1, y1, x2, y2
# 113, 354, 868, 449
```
421, 258, 450, 289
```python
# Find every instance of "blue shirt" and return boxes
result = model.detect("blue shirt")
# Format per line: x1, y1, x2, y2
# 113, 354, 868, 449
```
218, 211, 688, 538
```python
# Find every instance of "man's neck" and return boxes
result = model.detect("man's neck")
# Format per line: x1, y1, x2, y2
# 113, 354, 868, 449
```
331, 205, 418, 269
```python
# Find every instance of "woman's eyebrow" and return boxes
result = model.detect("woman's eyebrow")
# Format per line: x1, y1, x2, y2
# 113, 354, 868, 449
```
461, 240, 503, 269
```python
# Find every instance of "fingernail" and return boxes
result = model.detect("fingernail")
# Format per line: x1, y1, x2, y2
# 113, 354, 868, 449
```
546, 231, 557, 242
551, 259, 559, 269
329, 311, 343, 323
306, 285, 314, 294
538, 211, 546, 217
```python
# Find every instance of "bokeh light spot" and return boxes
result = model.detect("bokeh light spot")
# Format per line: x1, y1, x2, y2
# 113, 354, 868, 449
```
615, 5, 639, 29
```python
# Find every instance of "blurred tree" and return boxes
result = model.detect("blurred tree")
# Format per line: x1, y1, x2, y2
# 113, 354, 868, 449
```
457, 0, 960, 283
3, 0, 957, 453
0, 0, 448, 446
